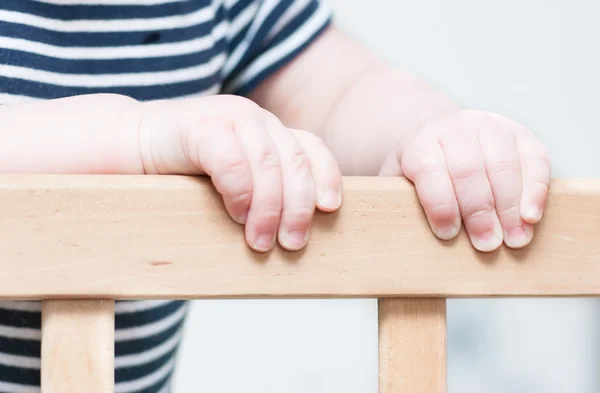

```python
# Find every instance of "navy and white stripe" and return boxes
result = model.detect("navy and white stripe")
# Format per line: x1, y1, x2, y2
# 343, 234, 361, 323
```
0, 0, 331, 103
0, 0, 331, 392
0, 300, 188, 393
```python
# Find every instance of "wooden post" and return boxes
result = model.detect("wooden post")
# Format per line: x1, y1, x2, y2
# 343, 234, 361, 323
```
41, 300, 115, 393
378, 298, 447, 393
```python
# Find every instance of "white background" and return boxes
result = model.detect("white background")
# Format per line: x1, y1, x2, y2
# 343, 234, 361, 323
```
172, 1, 600, 392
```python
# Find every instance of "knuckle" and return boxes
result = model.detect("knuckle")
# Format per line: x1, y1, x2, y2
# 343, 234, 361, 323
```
215, 156, 249, 183
527, 156, 552, 174
257, 149, 281, 172
403, 155, 446, 180
450, 164, 482, 182
528, 142, 551, 163
287, 149, 311, 172
223, 94, 259, 111
221, 154, 248, 175
283, 205, 315, 225
454, 109, 480, 124
537, 145, 551, 164
217, 176, 252, 204
228, 188, 253, 207
460, 109, 500, 124
517, 134, 551, 164
449, 110, 482, 130
254, 208, 282, 230
298, 129, 322, 143
496, 203, 519, 218
463, 203, 496, 222
459, 108, 486, 117
426, 203, 456, 222
212, 155, 253, 201
292, 128, 324, 146
261, 108, 284, 126
222, 97, 263, 126
489, 159, 521, 177
533, 180, 550, 194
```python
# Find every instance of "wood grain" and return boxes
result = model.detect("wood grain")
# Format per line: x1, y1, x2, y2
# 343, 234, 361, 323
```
0, 174, 598, 299
378, 298, 446, 393
41, 300, 114, 393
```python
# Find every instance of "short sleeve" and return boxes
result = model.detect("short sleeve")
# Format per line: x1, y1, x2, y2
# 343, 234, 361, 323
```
221, 0, 332, 96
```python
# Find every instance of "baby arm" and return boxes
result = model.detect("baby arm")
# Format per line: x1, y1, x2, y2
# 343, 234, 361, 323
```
0, 94, 143, 174
0, 94, 342, 252
250, 26, 551, 252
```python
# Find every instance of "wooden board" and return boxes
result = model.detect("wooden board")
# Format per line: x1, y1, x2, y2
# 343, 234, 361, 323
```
0, 174, 598, 299
378, 298, 446, 393
41, 300, 114, 393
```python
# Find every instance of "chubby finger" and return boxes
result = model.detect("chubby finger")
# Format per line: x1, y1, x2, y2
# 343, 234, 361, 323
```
440, 128, 502, 252
264, 121, 317, 251
191, 125, 254, 226
517, 132, 551, 224
235, 118, 283, 252
479, 125, 532, 249
292, 129, 343, 212
400, 134, 461, 240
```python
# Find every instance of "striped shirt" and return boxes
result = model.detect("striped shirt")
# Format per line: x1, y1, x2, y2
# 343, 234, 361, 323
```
0, 1, 331, 392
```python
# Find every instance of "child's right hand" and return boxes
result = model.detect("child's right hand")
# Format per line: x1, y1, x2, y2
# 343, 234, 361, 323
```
139, 95, 343, 252
0, 93, 341, 252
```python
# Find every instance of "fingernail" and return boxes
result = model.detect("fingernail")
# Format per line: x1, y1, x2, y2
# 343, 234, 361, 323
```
524, 204, 541, 222
281, 230, 310, 250
504, 225, 533, 249
253, 234, 275, 252
319, 189, 342, 210
472, 222, 503, 252
433, 224, 460, 240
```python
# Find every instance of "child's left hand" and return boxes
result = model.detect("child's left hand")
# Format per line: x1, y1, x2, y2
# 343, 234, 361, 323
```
378, 109, 551, 252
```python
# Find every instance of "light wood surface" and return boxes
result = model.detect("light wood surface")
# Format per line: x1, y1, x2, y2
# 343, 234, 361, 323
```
41, 300, 114, 393
378, 298, 446, 393
0, 174, 598, 299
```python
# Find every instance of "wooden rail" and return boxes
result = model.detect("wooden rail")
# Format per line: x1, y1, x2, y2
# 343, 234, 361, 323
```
0, 175, 597, 393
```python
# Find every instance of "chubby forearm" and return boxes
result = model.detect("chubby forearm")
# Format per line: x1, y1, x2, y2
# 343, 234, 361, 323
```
0, 94, 144, 174
250, 26, 459, 175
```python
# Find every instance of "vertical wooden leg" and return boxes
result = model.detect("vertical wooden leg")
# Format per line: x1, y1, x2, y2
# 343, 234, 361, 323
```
378, 298, 447, 393
41, 300, 115, 393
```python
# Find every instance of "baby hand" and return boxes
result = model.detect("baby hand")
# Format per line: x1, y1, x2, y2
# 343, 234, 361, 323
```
139, 95, 342, 252
379, 110, 551, 252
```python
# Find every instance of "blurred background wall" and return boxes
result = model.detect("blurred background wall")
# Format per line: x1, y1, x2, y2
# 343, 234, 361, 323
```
173, 1, 600, 391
